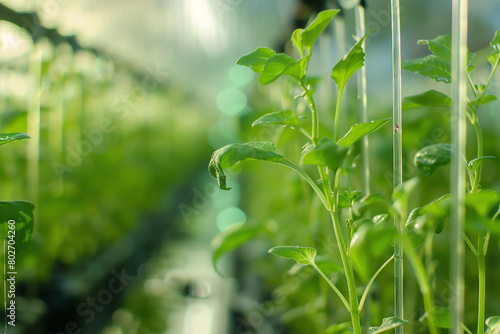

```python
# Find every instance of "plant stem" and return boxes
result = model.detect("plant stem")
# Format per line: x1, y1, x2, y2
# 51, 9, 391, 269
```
330, 169, 362, 334
300, 82, 319, 146
477, 243, 486, 334
359, 255, 395, 312
298, 82, 360, 331
471, 110, 483, 193
280, 160, 329, 209
463, 233, 479, 257
450, 1, 468, 333
469, 79, 488, 334
311, 262, 351, 312
391, 0, 404, 330
334, 87, 343, 142
402, 235, 438, 334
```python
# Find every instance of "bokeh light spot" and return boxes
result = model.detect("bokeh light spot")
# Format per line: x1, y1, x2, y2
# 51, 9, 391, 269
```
216, 206, 246, 232
216, 88, 247, 116
228, 65, 254, 87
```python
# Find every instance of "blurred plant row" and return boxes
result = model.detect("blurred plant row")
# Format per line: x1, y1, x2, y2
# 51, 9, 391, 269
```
0, 13, 214, 333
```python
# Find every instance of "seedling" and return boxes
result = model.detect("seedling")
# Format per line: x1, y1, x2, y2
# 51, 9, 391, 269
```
209, 10, 398, 333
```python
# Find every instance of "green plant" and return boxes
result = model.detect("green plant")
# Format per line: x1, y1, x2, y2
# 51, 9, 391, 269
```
402, 29, 500, 333
209, 10, 403, 333
0, 132, 35, 331
0, 132, 35, 251
208, 8, 500, 334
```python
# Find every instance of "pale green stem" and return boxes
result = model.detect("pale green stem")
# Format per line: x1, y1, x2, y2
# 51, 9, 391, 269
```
319, 167, 334, 210
279, 160, 329, 209
482, 49, 500, 95
358, 255, 395, 312
477, 247, 486, 334
303, 86, 361, 332
330, 169, 362, 334
298, 83, 334, 211
466, 71, 478, 99
299, 82, 319, 146
311, 262, 351, 312
470, 111, 483, 193
355, 2, 370, 196
402, 235, 438, 334
334, 87, 343, 142
299, 127, 313, 140
472, 111, 486, 334
391, 0, 404, 330
462, 323, 473, 334
450, 1, 468, 333
463, 233, 479, 257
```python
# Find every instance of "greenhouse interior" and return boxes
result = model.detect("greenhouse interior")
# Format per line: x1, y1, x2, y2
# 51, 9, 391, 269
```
0, 0, 499, 333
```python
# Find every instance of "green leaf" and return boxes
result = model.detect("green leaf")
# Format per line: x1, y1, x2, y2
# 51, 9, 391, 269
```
369, 317, 408, 333
0, 201, 35, 252
350, 220, 395, 282
418, 35, 453, 61
268, 246, 316, 265
424, 194, 450, 216
352, 218, 373, 232
304, 76, 322, 91
236, 47, 276, 73
488, 52, 500, 67
209, 142, 285, 190
283, 55, 311, 81
252, 110, 305, 128
327, 322, 353, 334
373, 214, 389, 225
422, 194, 450, 234
466, 189, 499, 218
0, 132, 30, 146
402, 55, 451, 83
486, 316, 500, 333
405, 194, 449, 239
402, 90, 451, 111
419, 306, 451, 328
403, 34, 474, 82
355, 193, 389, 216
300, 137, 349, 171
337, 118, 391, 147
491, 30, 500, 52
339, 190, 363, 203
468, 156, 495, 171
301, 9, 339, 54
211, 225, 260, 271
404, 219, 426, 249
291, 28, 304, 57
259, 54, 296, 85
331, 29, 374, 92
258, 54, 310, 85
393, 178, 420, 219
393, 177, 419, 204
477, 95, 498, 106
414, 143, 451, 176
419, 34, 474, 66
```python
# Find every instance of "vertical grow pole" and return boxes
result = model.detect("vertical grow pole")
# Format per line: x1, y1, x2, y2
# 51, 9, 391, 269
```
391, 0, 403, 331
27, 44, 42, 206
450, 0, 467, 333
355, 0, 369, 196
